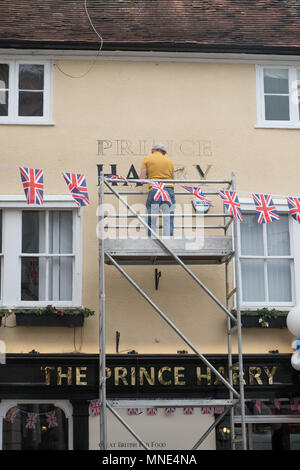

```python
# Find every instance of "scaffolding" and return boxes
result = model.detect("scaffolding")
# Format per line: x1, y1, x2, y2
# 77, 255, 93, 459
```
98, 173, 247, 450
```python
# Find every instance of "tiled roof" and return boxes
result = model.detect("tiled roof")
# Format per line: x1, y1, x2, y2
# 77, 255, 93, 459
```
1, 0, 300, 53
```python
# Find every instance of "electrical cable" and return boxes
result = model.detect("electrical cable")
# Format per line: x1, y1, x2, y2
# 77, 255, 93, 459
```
54, 0, 104, 79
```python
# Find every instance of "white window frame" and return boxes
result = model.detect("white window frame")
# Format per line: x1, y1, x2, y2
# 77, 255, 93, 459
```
0, 195, 82, 308
0, 59, 53, 125
0, 399, 73, 450
237, 198, 300, 310
256, 64, 300, 129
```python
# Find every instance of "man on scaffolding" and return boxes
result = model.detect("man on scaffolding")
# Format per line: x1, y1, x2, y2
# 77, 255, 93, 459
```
139, 142, 175, 237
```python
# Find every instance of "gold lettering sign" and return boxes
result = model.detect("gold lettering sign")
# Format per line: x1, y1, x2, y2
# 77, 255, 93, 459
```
57, 366, 72, 386
196, 367, 212, 386
76, 367, 87, 386
114, 367, 128, 386
158, 367, 172, 386
39, 362, 279, 388
263, 366, 277, 385
249, 367, 263, 385
174, 367, 185, 385
139, 367, 155, 386
41, 366, 55, 386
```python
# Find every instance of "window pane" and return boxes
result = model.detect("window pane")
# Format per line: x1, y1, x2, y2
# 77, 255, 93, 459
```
241, 259, 265, 301
268, 259, 292, 302
21, 256, 46, 301
0, 63, 9, 88
240, 214, 264, 255
49, 211, 73, 254
264, 95, 290, 121
264, 68, 289, 94
0, 211, 1, 244
3, 404, 68, 450
0, 210, 2, 299
0, 90, 8, 115
267, 215, 290, 256
19, 64, 44, 90
22, 211, 45, 253
19, 91, 43, 116
49, 256, 73, 301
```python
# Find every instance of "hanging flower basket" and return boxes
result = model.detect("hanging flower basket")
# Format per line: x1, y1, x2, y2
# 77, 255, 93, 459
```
230, 309, 287, 329
15, 305, 95, 327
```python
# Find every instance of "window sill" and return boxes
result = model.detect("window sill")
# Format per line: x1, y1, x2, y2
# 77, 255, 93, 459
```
0, 120, 55, 126
255, 123, 300, 129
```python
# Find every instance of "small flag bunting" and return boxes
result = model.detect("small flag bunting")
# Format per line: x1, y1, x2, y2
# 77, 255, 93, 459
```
219, 190, 243, 220
149, 181, 172, 203
165, 407, 176, 415
19, 167, 44, 205
5, 407, 19, 423
287, 197, 300, 224
25, 412, 38, 430
45, 411, 58, 428
62, 172, 90, 207
252, 193, 280, 224
182, 185, 212, 205
147, 408, 158, 416
183, 407, 194, 415
90, 400, 100, 416
127, 408, 139, 415
201, 407, 212, 415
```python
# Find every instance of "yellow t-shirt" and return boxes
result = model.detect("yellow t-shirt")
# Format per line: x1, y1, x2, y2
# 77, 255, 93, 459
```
141, 152, 174, 189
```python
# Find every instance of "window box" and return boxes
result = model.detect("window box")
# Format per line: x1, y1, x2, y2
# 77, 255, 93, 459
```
15, 306, 95, 327
230, 309, 287, 329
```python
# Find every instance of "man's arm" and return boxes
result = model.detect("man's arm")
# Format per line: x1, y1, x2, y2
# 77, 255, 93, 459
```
139, 167, 147, 179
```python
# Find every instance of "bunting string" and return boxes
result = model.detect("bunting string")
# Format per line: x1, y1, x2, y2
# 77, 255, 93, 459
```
1, 164, 300, 224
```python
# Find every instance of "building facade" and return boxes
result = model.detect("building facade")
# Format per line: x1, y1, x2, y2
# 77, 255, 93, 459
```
1, 0, 300, 450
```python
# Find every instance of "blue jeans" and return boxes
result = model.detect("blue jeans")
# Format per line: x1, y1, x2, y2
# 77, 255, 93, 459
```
146, 188, 175, 237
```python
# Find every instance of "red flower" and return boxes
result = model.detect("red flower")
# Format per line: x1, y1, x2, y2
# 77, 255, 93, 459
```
57, 310, 62, 316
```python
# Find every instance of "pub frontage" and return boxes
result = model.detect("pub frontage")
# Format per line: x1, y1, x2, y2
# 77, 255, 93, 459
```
1, 353, 300, 450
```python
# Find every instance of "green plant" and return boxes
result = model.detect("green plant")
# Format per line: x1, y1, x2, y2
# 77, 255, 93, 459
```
0, 309, 12, 317
255, 308, 280, 328
15, 305, 95, 318
231, 308, 285, 328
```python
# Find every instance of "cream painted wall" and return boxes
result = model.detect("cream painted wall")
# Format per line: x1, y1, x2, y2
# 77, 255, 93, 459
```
0, 59, 297, 355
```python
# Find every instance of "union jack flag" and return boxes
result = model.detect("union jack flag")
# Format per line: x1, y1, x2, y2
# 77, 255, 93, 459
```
149, 182, 171, 203
127, 408, 139, 415
19, 167, 44, 205
219, 190, 243, 221
183, 407, 194, 415
62, 172, 90, 207
287, 197, 300, 224
107, 174, 129, 184
45, 411, 58, 428
182, 186, 212, 205
25, 412, 38, 429
254, 400, 262, 414
147, 408, 158, 416
90, 400, 100, 416
290, 398, 299, 412
201, 407, 212, 415
5, 407, 19, 423
164, 407, 176, 415
252, 193, 280, 224
273, 399, 281, 411
214, 407, 225, 415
